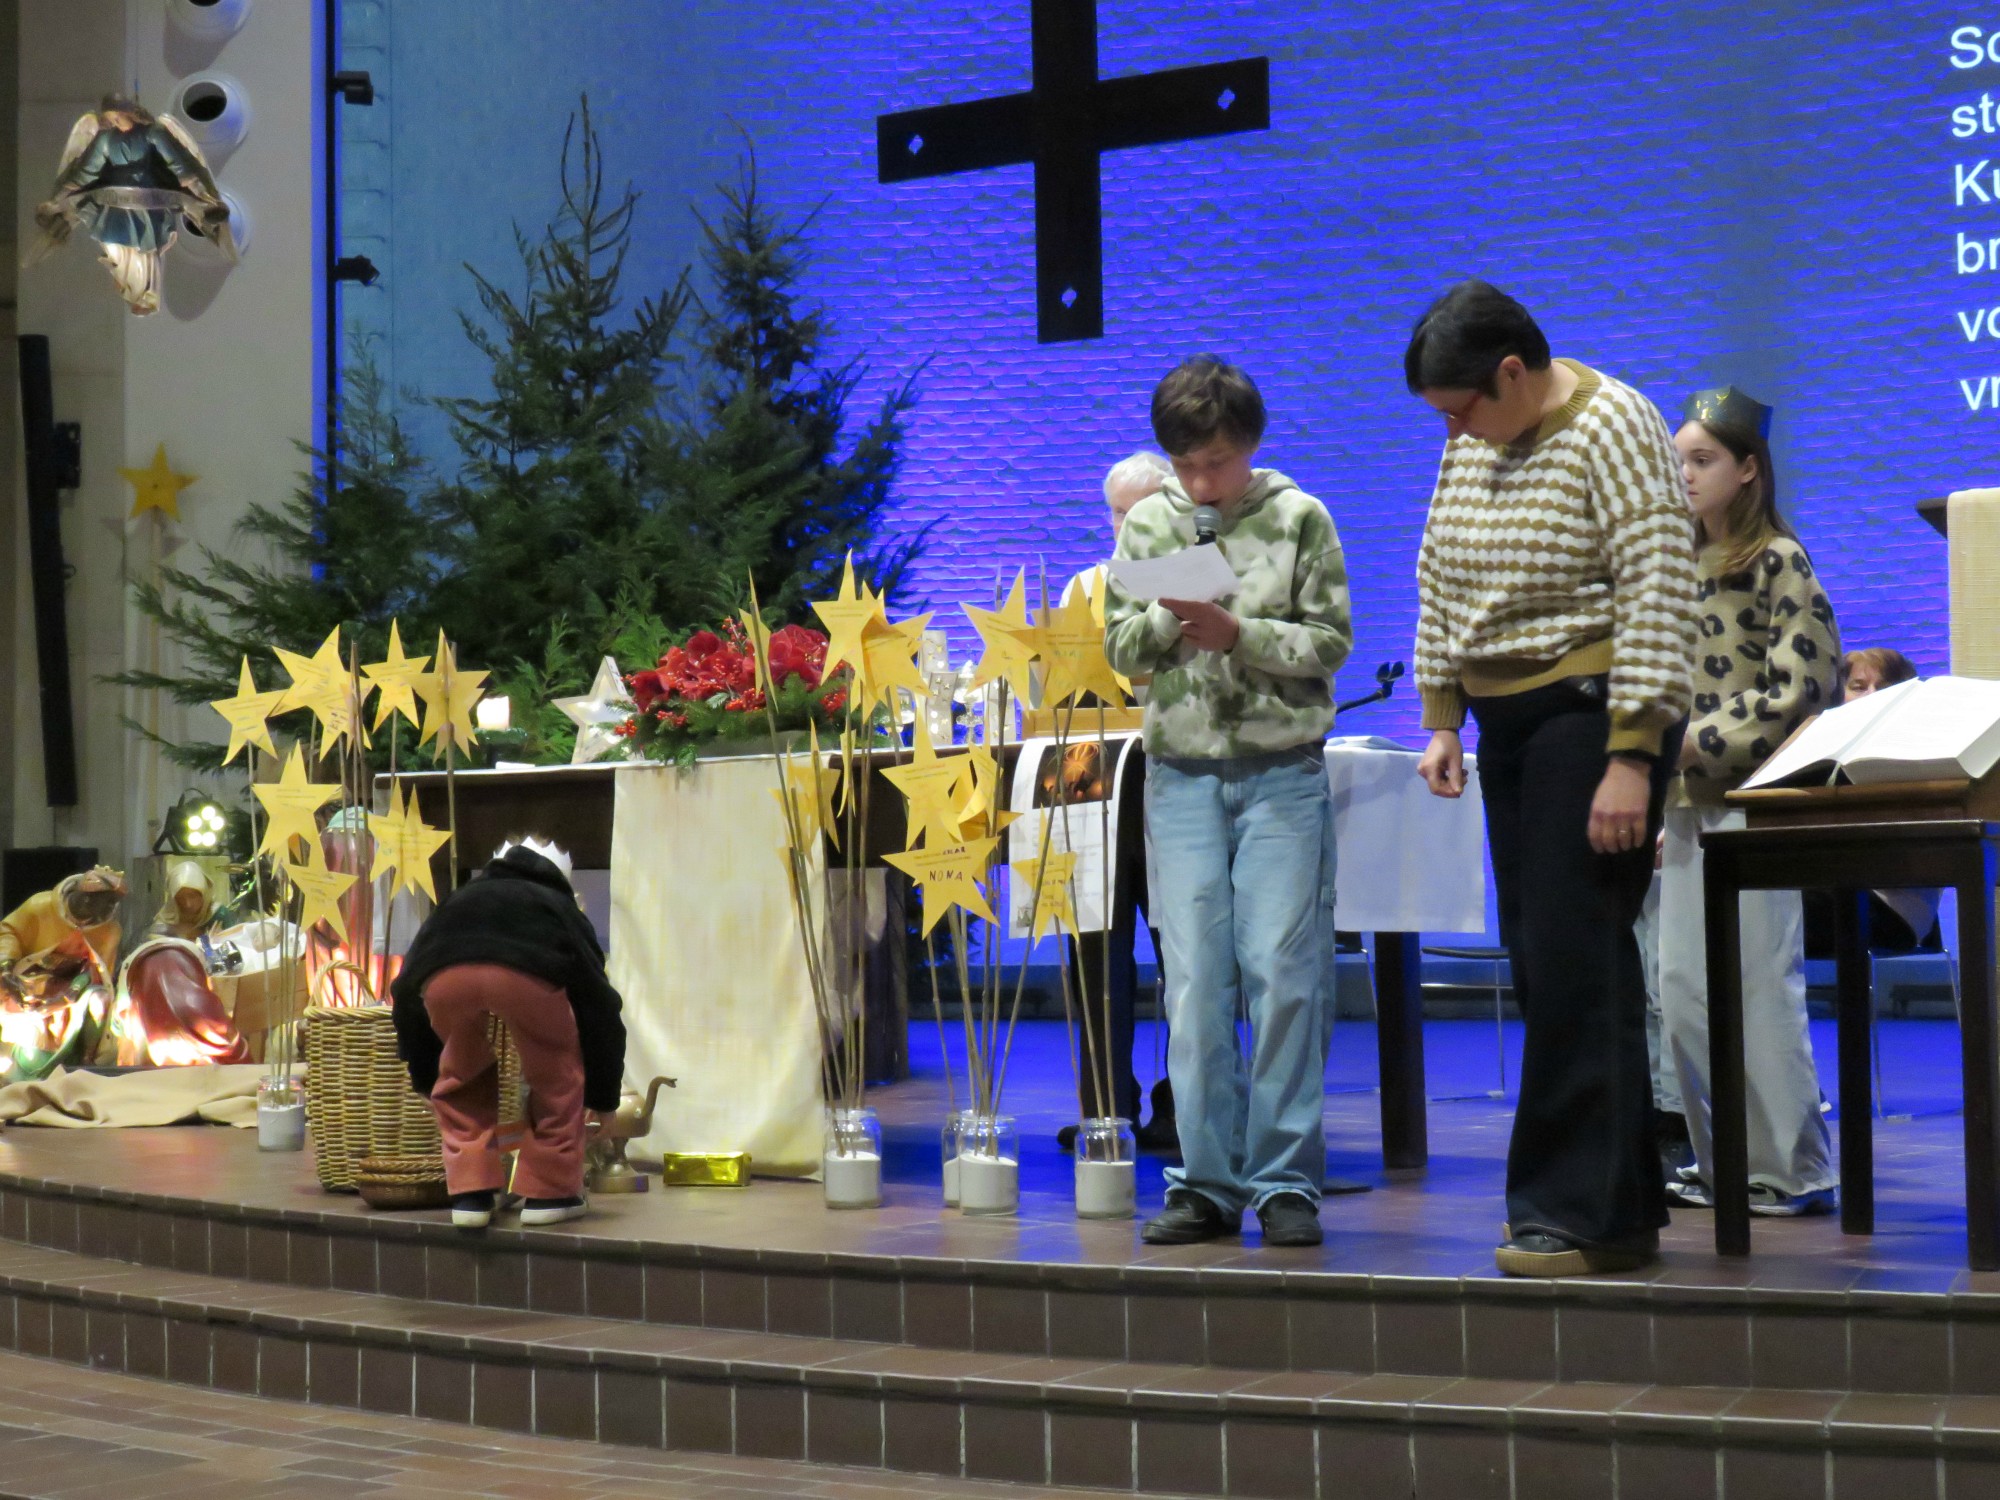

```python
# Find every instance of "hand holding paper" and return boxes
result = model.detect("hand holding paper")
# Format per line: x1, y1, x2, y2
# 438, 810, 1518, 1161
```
1107, 542, 1238, 603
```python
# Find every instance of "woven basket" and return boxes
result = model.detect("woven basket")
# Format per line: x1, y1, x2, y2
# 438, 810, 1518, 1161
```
302, 1002, 523, 1193
354, 1155, 451, 1211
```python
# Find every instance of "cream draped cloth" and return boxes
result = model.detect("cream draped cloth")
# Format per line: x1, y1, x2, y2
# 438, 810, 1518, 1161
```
609, 759, 826, 1176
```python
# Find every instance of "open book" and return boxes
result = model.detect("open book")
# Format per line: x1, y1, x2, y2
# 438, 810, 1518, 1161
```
1741, 676, 2000, 789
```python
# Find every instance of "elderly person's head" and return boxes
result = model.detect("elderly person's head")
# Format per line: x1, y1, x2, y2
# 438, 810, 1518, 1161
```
1102, 451, 1172, 538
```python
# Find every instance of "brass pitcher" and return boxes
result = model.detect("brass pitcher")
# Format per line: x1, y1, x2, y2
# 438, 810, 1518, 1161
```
586, 1075, 676, 1193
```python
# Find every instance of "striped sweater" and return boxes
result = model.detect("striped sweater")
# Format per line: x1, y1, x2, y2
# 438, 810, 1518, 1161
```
1414, 361, 1699, 756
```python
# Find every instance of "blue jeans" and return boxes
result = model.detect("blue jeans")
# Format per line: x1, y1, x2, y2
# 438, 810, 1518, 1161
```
1148, 746, 1336, 1217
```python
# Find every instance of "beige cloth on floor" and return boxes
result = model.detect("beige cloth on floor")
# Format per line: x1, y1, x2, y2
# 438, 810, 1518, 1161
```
0, 1063, 281, 1128
609, 759, 825, 1176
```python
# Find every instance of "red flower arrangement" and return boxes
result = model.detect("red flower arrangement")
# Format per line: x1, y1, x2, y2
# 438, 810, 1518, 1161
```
620, 620, 849, 764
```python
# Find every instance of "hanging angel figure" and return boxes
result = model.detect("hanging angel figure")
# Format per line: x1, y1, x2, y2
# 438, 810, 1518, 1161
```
25, 93, 235, 315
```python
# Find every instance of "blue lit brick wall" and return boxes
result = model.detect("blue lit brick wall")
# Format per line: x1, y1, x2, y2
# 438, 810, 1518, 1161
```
340, 0, 1968, 749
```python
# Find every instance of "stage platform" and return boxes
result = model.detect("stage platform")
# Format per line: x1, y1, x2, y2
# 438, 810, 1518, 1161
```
1, 1018, 1999, 1499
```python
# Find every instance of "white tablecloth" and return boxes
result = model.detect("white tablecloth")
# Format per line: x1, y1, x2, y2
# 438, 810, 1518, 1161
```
608, 759, 825, 1177
1324, 737, 1486, 934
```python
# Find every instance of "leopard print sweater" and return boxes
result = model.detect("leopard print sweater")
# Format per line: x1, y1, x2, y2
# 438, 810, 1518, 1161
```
1680, 535, 1839, 805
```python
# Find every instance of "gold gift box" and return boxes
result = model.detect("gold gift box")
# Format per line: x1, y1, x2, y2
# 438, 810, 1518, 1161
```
660, 1151, 751, 1187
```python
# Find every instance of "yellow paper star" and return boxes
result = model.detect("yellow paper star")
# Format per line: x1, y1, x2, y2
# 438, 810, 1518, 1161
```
252, 745, 341, 859
209, 657, 285, 766
882, 714, 965, 850
952, 743, 1018, 842
1038, 587, 1128, 710
811, 555, 886, 683
120, 444, 195, 521
773, 725, 843, 851
284, 840, 358, 951
361, 620, 431, 732
367, 784, 453, 903
884, 835, 999, 937
856, 612, 932, 715
273, 626, 364, 750
416, 633, 488, 755
964, 571, 1043, 701
1069, 567, 1133, 697
1012, 849, 1079, 942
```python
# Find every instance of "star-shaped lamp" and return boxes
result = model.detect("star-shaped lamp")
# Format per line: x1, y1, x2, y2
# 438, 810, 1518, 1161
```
884, 835, 999, 937
252, 746, 341, 859
368, 784, 453, 903
120, 444, 195, 521
285, 841, 358, 951
209, 657, 285, 766
361, 620, 431, 732
1011, 848, 1079, 943
552, 655, 634, 765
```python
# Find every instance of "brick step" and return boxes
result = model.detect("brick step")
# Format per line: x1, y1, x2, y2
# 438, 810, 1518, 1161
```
2, 1170, 1996, 1399
0, 1237, 1994, 1499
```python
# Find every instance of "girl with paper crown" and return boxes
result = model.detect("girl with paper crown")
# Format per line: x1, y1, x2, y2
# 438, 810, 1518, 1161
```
1657, 386, 1840, 1217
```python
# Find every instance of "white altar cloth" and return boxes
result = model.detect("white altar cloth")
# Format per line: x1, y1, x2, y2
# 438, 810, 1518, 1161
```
608, 759, 825, 1177
1324, 737, 1486, 934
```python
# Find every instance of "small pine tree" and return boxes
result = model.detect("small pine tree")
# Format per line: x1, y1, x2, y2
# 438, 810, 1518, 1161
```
115, 356, 436, 771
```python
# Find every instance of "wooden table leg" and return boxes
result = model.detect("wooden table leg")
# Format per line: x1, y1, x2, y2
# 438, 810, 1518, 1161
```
1958, 854, 2000, 1272
1373, 931, 1428, 1170
1833, 889, 1874, 1236
1705, 851, 1750, 1256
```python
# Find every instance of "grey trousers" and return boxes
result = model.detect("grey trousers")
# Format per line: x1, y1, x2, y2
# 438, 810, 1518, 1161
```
1659, 802, 1836, 1197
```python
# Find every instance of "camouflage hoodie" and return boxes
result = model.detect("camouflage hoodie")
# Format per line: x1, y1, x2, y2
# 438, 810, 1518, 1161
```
1102, 469, 1352, 759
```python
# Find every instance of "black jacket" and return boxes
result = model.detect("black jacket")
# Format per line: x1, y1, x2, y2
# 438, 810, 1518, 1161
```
389, 847, 628, 1111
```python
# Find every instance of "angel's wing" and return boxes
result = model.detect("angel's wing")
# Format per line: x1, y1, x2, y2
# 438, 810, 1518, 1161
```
157, 113, 224, 202
53, 112, 101, 184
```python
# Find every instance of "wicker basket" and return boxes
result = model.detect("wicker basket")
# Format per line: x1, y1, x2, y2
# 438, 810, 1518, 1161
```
302, 1003, 522, 1193
354, 1155, 452, 1210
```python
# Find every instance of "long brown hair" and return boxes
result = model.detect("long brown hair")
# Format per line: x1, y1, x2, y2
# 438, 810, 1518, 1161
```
1687, 418, 1796, 577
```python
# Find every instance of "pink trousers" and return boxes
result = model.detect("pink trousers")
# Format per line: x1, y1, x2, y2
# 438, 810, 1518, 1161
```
421, 963, 586, 1200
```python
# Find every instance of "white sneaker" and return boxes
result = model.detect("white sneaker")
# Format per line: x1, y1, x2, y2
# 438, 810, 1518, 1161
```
519, 1195, 589, 1226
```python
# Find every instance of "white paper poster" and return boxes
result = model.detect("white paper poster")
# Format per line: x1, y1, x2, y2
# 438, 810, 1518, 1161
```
1005, 734, 1142, 938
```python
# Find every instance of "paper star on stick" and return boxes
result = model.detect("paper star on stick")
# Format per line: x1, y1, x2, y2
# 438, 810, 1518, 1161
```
209, 657, 285, 766
361, 620, 432, 732
1038, 587, 1128, 710
252, 745, 341, 859
952, 743, 1018, 842
882, 714, 964, 850
811, 555, 888, 683
552, 655, 633, 765
856, 612, 932, 715
1071, 568, 1133, 697
964, 571, 1042, 700
284, 840, 358, 951
774, 730, 844, 852
368, 784, 453, 904
274, 626, 363, 750
120, 444, 196, 521
417, 633, 488, 755
1011, 849, 1079, 943
884, 836, 1000, 938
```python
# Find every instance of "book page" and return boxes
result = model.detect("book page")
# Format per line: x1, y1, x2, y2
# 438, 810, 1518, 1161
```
1842, 676, 2000, 783
1740, 677, 1921, 789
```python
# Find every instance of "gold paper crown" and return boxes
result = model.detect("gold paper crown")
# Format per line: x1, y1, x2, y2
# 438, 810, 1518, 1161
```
1683, 385, 1772, 440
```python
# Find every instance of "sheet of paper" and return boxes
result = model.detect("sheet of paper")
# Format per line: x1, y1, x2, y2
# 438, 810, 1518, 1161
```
1106, 543, 1239, 603
1004, 734, 1140, 937
1740, 677, 1920, 789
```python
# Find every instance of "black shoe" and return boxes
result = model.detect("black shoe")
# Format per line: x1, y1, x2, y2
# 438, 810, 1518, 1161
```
451, 1191, 496, 1231
1141, 1191, 1239, 1245
1133, 1115, 1180, 1156
1494, 1230, 1657, 1278
1056, 1124, 1078, 1153
1257, 1193, 1323, 1247
520, 1196, 588, 1226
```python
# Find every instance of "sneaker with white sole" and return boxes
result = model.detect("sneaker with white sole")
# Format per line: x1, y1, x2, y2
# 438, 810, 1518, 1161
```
451, 1190, 497, 1231
1748, 1185, 1837, 1217
520, 1195, 589, 1226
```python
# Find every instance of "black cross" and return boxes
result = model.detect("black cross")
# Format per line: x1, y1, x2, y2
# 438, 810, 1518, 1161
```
876, 3, 1270, 344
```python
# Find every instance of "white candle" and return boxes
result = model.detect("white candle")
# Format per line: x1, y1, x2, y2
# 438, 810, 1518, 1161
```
958, 1152, 1018, 1216
1074, 1158, 1135, 1219
823, 1150, 882, 1209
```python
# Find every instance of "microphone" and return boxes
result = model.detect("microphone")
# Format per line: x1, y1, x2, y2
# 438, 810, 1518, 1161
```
1192, 505, 1222, 546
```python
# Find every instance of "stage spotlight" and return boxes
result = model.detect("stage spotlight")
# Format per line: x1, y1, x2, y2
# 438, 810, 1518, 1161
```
156, 791, 249, 860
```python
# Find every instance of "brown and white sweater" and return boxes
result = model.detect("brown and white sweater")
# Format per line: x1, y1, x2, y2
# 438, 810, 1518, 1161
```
1414, 361, 1700, 756
1678, 536, 1839, 806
